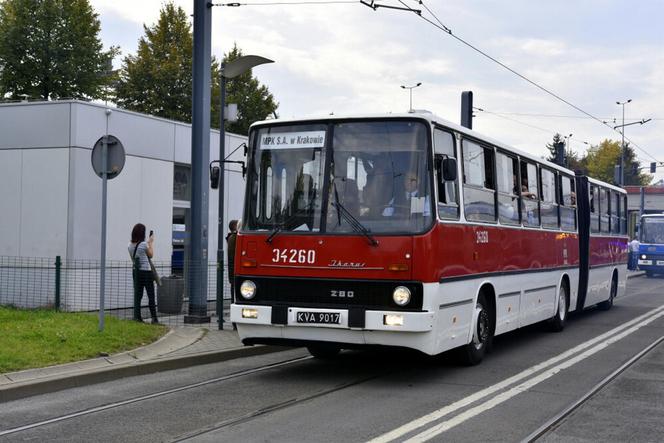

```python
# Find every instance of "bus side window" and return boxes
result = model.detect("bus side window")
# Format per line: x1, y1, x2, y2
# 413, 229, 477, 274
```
589, 185, 599, 233
611, 192, 620, 234
560, 174, 576, 231
462, 140, 496, 222
600, 188, 610, 233
433, 129, 459, 220
520, 160, 540, 227
495, 151, 519, 225
540, 168, 559, 229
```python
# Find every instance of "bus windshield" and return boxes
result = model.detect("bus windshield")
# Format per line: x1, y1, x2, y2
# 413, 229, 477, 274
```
641, 216, 664, 244
244, 120, 432, 234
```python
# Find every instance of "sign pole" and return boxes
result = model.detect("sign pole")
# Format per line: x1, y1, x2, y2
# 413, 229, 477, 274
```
99, 133, 108, 332
90, 123, 125, 333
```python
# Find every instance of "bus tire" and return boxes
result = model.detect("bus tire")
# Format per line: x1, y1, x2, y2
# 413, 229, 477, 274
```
307, 344, 340, 359
460, 294, 492, 366
598, 274, 617, 311
548, 283, 568, 332
645, 271, 654, 278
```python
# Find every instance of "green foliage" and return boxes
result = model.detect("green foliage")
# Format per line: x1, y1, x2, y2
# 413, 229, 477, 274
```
0, 0, 118, 100
583, 139, 651, 186
219, 44, 279, 135
115, 4, 277, 133
0, 306, 165, 373
545, 133, 587, 174
115, 2, 194, 121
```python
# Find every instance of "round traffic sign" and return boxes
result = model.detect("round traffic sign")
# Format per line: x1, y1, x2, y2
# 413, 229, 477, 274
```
91, 135, 125, 180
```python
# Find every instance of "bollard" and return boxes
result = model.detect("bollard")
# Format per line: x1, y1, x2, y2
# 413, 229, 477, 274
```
55, 256, 61, 311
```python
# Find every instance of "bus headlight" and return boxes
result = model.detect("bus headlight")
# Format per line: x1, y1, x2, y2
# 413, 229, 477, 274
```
641, 254, 647, 260
240, 280, 257, 300
392, 286, 411, 306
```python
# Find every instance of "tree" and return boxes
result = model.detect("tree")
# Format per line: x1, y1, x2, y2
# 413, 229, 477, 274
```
115, 5, 277, 133
545, 133, 586, 174
115, 2, 196, 122
583, 139, 651, 186
0, 0, 118, 100
219, 44, 279, 135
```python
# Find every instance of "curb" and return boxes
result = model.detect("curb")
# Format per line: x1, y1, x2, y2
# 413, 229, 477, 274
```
0, 344, 288, 403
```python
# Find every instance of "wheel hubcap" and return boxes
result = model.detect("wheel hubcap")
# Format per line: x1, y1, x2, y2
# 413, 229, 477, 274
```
473, 303, 489, 350
558, 289, 567, 320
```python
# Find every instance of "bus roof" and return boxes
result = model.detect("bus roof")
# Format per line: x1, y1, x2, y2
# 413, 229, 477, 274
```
250, 111, 623, 192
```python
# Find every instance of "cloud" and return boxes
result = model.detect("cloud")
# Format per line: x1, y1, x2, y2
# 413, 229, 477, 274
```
90, 0, 664, 179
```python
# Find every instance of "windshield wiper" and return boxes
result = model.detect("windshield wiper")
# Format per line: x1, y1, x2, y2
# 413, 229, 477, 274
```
331, 201, 379, 247
266, 225, 282, 243
266, 196, 318, 244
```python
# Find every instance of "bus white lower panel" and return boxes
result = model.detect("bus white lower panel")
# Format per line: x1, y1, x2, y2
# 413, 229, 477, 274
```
232, 304, 437, 354
585, 264, 626, 308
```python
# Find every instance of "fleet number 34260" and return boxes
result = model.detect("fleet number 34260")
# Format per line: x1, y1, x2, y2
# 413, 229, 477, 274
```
272, 248, 316, 264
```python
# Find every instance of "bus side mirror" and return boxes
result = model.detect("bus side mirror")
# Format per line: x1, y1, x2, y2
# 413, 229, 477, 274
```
210, 165, 220, 189
442, 157, 457, 182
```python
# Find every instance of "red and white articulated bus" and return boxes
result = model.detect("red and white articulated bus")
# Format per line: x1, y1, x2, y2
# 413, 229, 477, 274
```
229, 113, 628, 364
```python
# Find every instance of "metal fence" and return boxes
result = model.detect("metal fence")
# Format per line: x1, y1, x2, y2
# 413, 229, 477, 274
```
0, 256, 232, 328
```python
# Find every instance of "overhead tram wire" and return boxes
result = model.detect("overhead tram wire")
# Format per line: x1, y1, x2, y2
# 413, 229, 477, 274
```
387, 0, 660, 163
209, 0, 661, 163
211, 1, 358, 6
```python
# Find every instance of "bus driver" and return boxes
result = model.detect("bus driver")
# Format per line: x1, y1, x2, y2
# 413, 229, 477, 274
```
382, 172, 431, 217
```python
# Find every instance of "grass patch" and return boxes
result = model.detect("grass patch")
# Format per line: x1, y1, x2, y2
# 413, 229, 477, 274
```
0, 306, 167, 374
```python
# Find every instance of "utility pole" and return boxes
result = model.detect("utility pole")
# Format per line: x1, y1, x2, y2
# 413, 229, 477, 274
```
186, 0, 212, 323
616, 99, 630, 186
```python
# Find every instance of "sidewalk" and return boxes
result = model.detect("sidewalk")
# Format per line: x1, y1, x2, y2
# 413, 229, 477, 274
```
0, 271, 646, 403
0, 323, 283, 403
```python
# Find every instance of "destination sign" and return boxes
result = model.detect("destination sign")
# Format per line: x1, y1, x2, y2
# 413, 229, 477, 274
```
259, 131, 326, 150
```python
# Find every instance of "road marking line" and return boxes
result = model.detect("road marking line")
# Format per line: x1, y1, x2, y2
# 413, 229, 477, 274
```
368, 304, 664, 443
405, 308, 664, 442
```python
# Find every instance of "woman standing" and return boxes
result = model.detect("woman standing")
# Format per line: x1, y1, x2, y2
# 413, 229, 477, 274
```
129, 223, 158, 323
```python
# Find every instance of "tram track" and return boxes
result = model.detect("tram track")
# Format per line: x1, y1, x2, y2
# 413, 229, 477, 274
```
169, 370, 392, 442
0, 355, 313, 438
522, 334, 664, 443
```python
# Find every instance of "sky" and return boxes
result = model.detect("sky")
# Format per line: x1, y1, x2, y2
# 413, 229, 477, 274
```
90, 0, 664, 183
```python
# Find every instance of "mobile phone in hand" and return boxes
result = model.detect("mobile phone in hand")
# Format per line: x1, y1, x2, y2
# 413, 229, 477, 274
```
149, 230, 154, 237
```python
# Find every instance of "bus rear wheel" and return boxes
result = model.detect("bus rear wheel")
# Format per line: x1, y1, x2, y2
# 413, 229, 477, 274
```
307, 344, 341, 359
598, 275, 617, 311
645, 271, 655, 278
548, 284, 568, 332
460, 294, 492, 366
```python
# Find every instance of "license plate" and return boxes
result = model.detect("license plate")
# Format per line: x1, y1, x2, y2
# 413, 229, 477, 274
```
658, 261, 664, 266
296, 311, 340, 324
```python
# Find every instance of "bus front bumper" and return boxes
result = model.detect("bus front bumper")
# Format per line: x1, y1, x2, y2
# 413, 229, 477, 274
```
230, 304, 434, 333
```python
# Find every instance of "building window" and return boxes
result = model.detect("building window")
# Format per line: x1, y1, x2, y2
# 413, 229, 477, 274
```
173, 164, 191, 201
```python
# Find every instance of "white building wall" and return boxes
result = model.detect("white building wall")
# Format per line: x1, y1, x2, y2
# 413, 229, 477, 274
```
19, 149, 70, 258
0, 100, 249, 310
0, 150, 22, 256
0, 102, 70, 149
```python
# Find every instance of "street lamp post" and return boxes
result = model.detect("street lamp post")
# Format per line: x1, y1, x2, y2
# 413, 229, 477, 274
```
216, 55, 273, 330
401, 82, 422, 112
616, 99, 631, 186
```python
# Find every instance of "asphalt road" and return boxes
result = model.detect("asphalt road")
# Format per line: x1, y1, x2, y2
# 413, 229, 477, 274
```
1, 275, 663, 443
